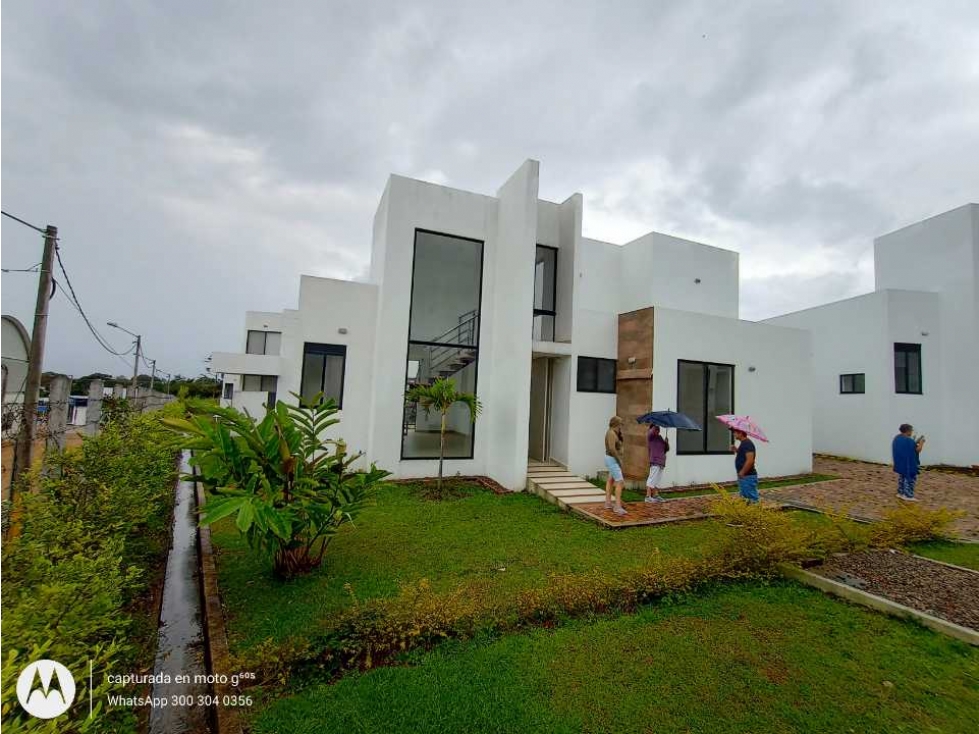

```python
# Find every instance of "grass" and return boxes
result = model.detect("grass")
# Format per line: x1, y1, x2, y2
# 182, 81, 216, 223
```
586, 472, 838, 502
251, 581, 979, 734
908, 539, 979, 570
212, 482, 727, 651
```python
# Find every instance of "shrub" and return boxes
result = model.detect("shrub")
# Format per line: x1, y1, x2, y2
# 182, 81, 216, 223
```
163, 395, 390, 578
870, 502, 963, 547
1, 413, 177, 733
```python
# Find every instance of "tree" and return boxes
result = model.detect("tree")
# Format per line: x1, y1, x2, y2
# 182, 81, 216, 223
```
162, 395, 389, 578
404, 377, 482, 494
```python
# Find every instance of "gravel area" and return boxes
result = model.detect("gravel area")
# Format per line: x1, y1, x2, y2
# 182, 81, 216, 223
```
813, 549, 979, 631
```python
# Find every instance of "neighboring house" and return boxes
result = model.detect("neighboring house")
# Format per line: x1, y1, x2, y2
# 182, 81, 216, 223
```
766, 203, 978, 468
2, 315, 31, 404
213, 160, 812, 490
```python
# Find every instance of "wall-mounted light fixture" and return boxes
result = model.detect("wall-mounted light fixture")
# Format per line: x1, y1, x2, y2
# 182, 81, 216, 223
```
694, 278, 701, 284
921, 331, 929, 337
627, 356, 637, 365
748, 366, 757, 372
338, 327, 349, 334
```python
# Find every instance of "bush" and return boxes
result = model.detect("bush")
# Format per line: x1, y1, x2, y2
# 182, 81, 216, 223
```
1, 413, 178, 733
869, 502, 964, 547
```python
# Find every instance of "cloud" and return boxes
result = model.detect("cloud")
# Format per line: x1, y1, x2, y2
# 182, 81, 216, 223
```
2, 0, 977, 377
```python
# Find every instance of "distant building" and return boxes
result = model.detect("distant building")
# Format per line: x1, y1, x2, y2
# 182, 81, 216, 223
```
213, 161, 812, 489
766, 204, 978, 468
2, 315, 31, 405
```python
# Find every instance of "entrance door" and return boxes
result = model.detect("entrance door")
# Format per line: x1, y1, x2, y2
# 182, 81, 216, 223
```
528, 358, 552, 461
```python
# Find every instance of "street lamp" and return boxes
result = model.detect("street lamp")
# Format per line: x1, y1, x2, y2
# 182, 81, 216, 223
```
107, 321, 141, 399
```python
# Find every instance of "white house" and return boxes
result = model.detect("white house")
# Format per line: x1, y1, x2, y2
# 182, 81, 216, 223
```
213, 160, 812, 490
766, 203, 978, 468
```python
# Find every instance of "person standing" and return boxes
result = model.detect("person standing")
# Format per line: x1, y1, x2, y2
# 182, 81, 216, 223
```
604, 416, 628, 515
645, 425, 669, 503
730, 429, 759, 503
892, 423, 925, 501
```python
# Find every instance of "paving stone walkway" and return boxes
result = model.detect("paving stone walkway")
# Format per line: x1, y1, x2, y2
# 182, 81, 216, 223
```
768, 457, 979, 541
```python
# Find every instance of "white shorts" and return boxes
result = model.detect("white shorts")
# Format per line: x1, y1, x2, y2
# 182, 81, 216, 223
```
646, 465, 664, 488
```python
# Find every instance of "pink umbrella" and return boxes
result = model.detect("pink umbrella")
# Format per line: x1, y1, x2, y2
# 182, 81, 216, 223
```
716, 414, 769, 442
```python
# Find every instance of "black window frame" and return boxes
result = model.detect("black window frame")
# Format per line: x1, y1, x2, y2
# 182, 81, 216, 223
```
676, 359, 736, 455
839, 373, 866, 394
401, 228, 484, 461
300, 343, 347, 408
577, 356, 617, 394
245, 330, 282, 356
894, 343, 922, 395
222, 382, 234, 400
241, 374, 278, 392
533, 244, 558, 341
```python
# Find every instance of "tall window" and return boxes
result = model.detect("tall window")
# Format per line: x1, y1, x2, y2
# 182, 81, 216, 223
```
577, 357, 616, 393
677, 360, 734, 454
533, 245, 557, 341
223, 383, 234, 400
894, 343, 922, 394
840, 373, 865, 394
402, 230, 483, 460
301, 343, 346, 406
246, 330, 281, 355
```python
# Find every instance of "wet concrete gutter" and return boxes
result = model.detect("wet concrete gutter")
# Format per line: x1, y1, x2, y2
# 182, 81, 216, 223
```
149, 451, 211, 734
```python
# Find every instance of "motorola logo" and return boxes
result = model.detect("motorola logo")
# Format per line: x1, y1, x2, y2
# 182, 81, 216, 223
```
17, 659, 76, 719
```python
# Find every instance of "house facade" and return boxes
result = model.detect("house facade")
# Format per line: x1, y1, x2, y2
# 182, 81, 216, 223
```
213, 160, 812, 490
766, 203, 978, 468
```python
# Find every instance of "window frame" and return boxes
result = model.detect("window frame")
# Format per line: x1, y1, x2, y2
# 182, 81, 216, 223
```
839, 373, 866, 394
894, 343, 922, 395
576, 356, 617, 394
533, 244, 558, 341
675, 359, 736, 456
300, 343, 347, 408
401, 228, 485, 461
241, 374, 278, 392
245, 330, 282, 356
222, 382, 234, 400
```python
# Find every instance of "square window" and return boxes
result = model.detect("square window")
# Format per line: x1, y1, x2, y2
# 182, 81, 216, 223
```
577, 357, 616, 393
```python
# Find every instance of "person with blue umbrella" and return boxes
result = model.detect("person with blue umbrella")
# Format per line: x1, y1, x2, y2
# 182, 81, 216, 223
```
636, 410, 703, 503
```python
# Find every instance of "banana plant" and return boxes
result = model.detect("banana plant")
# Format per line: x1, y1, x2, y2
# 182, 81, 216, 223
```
162, 395, 389, 578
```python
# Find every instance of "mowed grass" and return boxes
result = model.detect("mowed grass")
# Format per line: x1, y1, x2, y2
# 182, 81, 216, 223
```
212, 482, 726, 651
909, 539, 979, 570
251, 581, 979, 734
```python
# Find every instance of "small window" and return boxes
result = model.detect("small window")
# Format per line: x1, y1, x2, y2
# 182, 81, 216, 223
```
577, 357, 617, 393
222, 383, 234, 400
840, 373, 865, 394
246, 330, 282, 355
242, 374, 277, 392
894, 343, 922, 394
301, 343, 347, 406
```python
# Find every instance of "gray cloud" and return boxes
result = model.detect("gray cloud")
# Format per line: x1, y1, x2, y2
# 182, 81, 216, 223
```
2, 0, 978, 377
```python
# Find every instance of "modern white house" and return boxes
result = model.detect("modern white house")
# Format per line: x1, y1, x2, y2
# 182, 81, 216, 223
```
213, 160, 812, 490
766, 203, 978, 468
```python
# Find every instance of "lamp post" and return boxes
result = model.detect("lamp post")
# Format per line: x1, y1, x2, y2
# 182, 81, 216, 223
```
107, 321, 141, 400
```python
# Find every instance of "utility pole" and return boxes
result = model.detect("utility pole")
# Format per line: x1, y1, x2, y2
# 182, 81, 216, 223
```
13, 225, 57, 486
130, 334, 141, 399
149, 359, 157, 392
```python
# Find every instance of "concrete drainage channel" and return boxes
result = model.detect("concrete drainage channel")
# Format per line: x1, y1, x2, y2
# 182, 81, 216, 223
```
781, 556, 979, 647
149, 451, 243, 734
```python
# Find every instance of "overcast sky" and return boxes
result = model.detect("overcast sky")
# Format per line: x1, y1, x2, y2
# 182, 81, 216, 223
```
2, 1, 977, 379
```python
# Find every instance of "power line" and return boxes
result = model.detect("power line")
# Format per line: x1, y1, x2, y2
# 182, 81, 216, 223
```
2, 263, 42, 273
1, 210, 49, 235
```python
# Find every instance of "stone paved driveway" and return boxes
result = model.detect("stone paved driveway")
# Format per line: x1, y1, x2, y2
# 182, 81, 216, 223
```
769, 457, 979, 541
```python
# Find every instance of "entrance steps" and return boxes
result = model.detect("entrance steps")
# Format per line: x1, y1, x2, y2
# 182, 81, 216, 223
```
527, 459, 607, 510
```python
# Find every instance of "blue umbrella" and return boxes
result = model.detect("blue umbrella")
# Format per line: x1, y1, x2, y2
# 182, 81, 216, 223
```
636, 410, 702, 430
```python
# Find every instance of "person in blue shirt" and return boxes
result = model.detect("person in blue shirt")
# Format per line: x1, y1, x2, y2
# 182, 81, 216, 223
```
892, 423, 926, 501
730, 429, 759, 504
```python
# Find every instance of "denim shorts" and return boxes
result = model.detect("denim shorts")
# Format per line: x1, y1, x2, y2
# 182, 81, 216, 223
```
604, 455, 624, 482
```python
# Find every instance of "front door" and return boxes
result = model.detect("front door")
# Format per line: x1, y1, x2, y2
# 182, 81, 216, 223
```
528, 357, 552, 461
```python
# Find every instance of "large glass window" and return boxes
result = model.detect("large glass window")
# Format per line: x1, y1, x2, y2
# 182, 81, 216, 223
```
533, 245, 557, 341
242, 374, 277, 392
894, 343, 922, 394
677, 360, 734, 454
301, 343, 346, 406
246, 330, 281, 355
402, 230, 483, 459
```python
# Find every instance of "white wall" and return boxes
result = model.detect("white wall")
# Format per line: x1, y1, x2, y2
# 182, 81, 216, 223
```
874, 204, 977, 466
652, 308, 812, 485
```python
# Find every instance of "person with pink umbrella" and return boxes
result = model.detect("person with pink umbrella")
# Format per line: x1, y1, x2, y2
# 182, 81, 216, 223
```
716, 415, 769, 504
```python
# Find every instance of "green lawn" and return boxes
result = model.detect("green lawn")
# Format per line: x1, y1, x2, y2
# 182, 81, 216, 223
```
251, 581, 979, 734
212, 482, 727, 651
908, 540, 979, 570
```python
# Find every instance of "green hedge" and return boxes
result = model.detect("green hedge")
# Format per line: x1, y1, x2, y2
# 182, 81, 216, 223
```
1, 409, 180, 733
